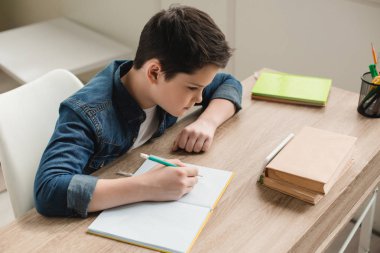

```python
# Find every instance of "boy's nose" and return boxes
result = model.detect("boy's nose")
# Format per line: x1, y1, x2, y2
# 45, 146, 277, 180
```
194, 91, 202, 103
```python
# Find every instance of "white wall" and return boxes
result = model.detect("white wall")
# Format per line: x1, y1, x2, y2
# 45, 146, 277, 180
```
2, 0, 380, 93
61, 0, 160, 55
60, 0, 235, 73
235, 0, 380, 93
0, 0, 61, 30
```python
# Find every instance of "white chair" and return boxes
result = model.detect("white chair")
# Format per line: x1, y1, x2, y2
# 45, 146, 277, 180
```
0, 69, 83, 218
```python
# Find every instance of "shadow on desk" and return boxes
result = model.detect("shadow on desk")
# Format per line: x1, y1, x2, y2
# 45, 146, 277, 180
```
256, 181, 311, 214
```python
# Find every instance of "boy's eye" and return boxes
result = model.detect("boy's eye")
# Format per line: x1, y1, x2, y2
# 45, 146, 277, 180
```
187, 87, 198, 91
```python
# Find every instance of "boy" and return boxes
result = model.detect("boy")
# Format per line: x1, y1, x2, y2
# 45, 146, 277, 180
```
34, 5, 242, 217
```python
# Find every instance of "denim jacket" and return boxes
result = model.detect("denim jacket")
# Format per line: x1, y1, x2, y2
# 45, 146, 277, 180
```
34, 60, 242, 217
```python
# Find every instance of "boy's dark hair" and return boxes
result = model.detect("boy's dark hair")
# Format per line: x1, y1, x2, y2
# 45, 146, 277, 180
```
134, 5, 232, 80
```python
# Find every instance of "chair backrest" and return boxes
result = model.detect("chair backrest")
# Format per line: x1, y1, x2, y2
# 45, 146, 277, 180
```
0, 69, 83, 218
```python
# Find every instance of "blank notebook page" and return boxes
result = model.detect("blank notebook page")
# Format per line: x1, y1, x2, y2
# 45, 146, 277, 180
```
88, 201, 210, 253
134, 159, 233, 208
88, 159, 233, 253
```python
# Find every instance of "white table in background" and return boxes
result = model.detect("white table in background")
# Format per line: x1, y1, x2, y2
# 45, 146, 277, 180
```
0, 18, 132, 83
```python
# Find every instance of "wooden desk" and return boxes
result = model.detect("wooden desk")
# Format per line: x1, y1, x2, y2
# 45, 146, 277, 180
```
1, 74, 380, 252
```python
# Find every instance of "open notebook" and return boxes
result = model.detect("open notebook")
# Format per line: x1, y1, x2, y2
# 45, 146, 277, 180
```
88, 159, 233, 253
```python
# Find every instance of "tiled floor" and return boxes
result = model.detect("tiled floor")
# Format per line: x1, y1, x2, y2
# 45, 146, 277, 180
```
1, 70, 380, 251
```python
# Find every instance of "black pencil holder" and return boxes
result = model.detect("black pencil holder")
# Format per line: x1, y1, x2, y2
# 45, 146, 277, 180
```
357, 72, 380, 118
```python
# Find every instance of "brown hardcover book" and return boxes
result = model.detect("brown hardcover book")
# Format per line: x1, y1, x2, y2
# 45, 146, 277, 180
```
263, 158, 354, 204
263, 176, 323, 204
263, 127, 356, 203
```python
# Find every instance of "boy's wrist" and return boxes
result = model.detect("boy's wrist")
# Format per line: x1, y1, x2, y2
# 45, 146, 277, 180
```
131, 175, 153, 202
196, 116, 218, 130
197, 98, 236, 129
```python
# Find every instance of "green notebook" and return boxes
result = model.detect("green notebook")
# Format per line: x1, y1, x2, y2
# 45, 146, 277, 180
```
251, 72, 332, 106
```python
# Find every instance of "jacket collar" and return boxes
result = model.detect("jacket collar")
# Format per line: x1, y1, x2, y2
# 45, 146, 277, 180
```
113, 60, 146, 125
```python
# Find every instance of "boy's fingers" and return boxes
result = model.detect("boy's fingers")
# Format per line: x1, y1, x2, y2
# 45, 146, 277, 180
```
185, 137, 197, 152
172, 140, 178, 151
183, 186, 193, 195
177, 132, 190, 150
185, 176, 198, 187
193, 137, 207, 153
172, 136, 181, 151
183, 167, 199, 177
202, 138, 212, 152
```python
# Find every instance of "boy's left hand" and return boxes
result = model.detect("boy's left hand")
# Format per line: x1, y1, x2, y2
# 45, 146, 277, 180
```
172, 118, 216, 153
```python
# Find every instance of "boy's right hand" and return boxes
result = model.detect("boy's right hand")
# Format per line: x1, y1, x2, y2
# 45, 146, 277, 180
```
137, 159, 199, 201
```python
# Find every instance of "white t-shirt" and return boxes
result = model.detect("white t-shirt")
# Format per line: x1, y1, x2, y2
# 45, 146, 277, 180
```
130, 106, 159, 150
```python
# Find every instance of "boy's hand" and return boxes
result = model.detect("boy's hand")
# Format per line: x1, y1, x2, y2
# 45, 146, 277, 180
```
137, 159, 199, 201
172, 119, 216, 153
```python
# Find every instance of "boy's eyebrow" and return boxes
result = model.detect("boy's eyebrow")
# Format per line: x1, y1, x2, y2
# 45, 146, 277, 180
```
188, 82, 206, 87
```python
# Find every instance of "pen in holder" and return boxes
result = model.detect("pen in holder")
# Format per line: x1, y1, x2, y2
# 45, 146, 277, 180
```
357, 72, 380, 118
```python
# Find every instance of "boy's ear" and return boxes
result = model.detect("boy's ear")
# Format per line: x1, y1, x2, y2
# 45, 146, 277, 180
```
146, 60, 162, 83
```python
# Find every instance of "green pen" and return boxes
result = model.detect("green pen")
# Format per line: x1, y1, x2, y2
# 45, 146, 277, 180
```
140, 153, 178, 167
140, 153, 203, 177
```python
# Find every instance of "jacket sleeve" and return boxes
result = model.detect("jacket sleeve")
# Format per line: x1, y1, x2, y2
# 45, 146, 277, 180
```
200, 73, 243, 112
34, 104, 98, 218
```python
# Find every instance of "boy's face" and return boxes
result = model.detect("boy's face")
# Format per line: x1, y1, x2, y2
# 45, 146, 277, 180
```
153, 64, 219, 117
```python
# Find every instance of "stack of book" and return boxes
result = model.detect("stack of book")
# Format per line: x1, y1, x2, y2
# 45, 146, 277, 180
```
262, 126, 357, 204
